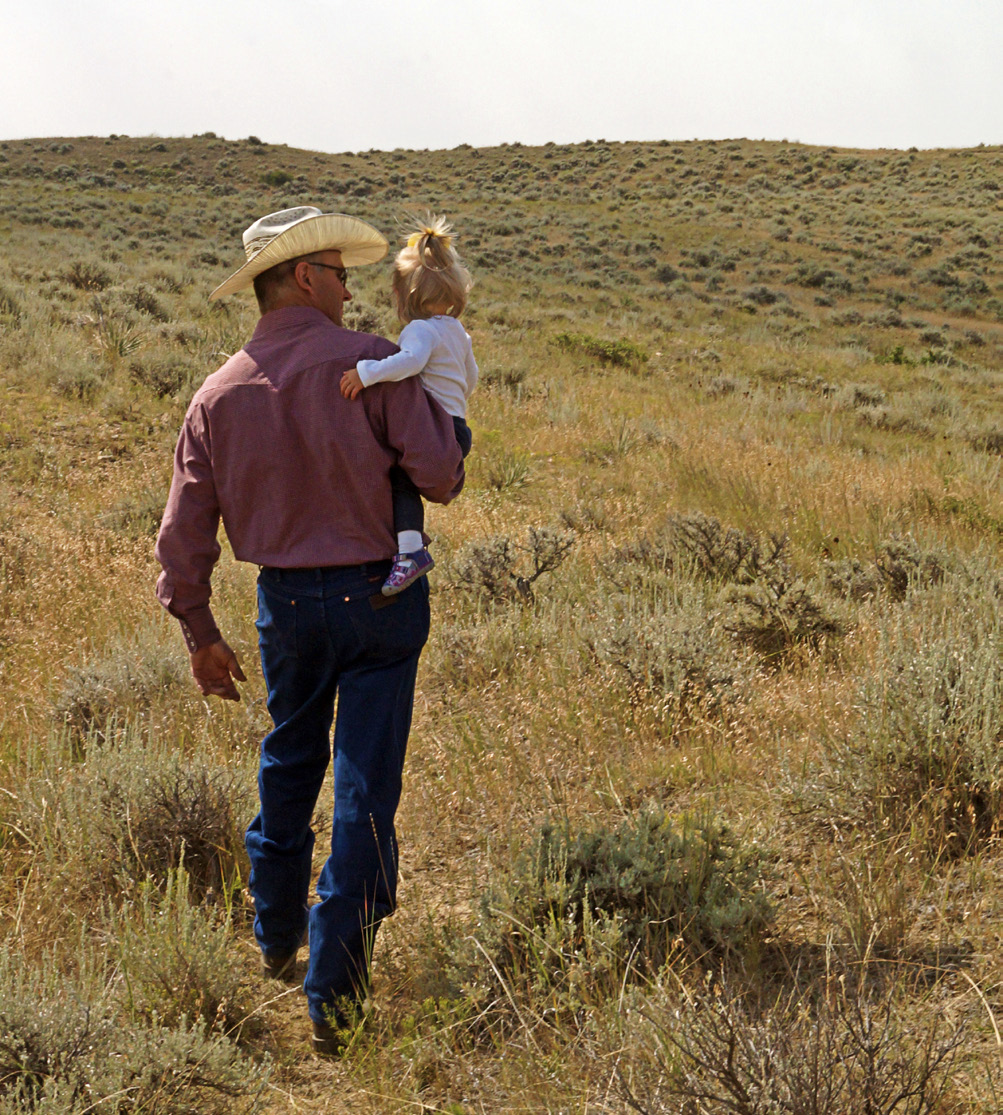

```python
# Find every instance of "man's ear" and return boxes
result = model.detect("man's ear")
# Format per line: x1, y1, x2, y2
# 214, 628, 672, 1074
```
291, 260, 314, 295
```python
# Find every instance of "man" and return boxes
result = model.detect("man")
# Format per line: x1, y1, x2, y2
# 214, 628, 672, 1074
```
155, 207, 464, 1054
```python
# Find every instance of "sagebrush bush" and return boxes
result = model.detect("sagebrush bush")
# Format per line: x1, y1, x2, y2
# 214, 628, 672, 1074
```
452, 527, 574, 603
872, 534, 949, 599
725, 574, 844, 659
129, 352, 199, 397
826, 535, 952, 602
588, 586, 754, 716
824, 594, 1003, 854
823, 555, 882, 601
124, 282, 170, 321
53, 623, 190, 736
9, 726, 250, 901
447, 807, 772, 1014
0, 941, 266, 1113
0, 283, 22, 325
969, 425, 1003, 455
98, 758, 250, 898
552, 330, 648, 368
112, 867, 256, 1038
636, 512, 789, 584
621, 514, 843, 660
479, 362, 529, 392
64, 259, 112, 291
620, 963, 966, 1115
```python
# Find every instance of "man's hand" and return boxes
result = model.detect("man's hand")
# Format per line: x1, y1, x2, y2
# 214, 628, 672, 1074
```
340, 368, 364, 401
190, 639, 247, 701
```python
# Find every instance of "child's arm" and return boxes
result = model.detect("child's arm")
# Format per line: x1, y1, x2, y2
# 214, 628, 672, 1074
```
464, 336, 479, 397
355, 321, 434, 387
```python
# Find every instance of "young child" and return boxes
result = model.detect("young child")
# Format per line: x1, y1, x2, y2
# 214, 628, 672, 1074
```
340, 215, 476, 596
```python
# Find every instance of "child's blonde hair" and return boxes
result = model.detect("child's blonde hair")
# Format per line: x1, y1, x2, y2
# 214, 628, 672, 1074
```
391, 214, 472, 324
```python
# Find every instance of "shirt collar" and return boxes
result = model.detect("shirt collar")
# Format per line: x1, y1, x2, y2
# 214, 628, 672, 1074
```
252, 305, 336, 340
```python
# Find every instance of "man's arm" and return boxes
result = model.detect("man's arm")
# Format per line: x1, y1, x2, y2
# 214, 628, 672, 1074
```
155, 404, 245, 699
368, 376, 465, 505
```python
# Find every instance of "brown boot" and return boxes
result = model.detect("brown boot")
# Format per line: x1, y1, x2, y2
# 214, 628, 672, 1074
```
261, 947, 299, 982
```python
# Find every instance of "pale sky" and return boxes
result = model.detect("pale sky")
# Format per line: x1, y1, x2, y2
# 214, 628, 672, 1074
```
2, 0, 1000, 153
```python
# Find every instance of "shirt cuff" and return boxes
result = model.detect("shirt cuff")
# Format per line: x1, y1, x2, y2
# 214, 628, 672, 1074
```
176, 606, 222, 653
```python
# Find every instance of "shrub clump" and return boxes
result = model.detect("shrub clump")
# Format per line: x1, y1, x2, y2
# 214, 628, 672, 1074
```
54, 627, 189, 737
552, 330, 648, 368
479, 362, 529, 392
825, 534, 950, 602
969, 425, 1003, 455
129, 353, 198, 397
64, 260, 112, 291
113, 867, 256, 1038
622, 513, 844, 660
825, 599, 1003, 855
0, 943, 266, 1113
9, 728, 250, 901
449, 808, 772, 1012
453, 527, 574, 604
725, 574, 844, 659
95, 756, 250, 899
667, 511, 789, 584
124, 283, 169, 321
0, 283, 22, 325
622, 964, 966, 1115
872, 535, 949, 599
588, 588, 755, 717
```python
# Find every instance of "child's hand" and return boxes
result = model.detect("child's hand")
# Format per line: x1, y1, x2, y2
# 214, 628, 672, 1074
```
340, 368, 364, 400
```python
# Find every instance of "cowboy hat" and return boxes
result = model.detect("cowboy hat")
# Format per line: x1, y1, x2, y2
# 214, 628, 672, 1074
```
208, 207, 388, 301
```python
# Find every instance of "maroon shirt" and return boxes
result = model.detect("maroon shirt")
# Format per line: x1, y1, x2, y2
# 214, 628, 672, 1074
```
155, 306, 465, 650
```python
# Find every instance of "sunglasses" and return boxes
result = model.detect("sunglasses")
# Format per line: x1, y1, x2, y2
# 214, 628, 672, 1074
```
306, 261, 349, 285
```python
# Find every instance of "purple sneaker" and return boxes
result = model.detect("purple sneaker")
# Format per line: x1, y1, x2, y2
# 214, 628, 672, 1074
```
382, 548, 434, 596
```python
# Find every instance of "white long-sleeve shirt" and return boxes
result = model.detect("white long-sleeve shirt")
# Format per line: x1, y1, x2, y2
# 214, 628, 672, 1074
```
356, 315, 477, 419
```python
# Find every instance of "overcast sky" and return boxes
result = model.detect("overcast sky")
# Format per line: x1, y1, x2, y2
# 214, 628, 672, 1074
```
1, 0, 1000, 153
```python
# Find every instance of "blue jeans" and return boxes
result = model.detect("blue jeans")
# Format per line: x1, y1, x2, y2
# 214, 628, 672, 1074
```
246, 563, 430, 1024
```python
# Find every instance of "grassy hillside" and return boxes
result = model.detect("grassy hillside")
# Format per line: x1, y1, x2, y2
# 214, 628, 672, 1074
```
0, 132, 1001, 1112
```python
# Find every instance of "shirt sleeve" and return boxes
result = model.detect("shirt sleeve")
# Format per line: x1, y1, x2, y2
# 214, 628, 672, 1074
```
356, 320, 434, 387
365, 376, 465, 505
464, 333, 479, 398
154, 403, 223, 651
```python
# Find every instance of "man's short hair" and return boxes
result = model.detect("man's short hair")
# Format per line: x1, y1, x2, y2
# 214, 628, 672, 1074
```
253, 256, 305, 312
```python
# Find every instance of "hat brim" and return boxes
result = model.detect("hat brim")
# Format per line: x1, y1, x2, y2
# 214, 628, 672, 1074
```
208, 213, 388, 301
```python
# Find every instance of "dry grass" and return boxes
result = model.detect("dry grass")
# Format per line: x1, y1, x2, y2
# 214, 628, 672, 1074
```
0, 132, 1001, 1111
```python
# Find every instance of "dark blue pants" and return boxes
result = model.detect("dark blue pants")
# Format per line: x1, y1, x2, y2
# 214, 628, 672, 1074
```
246, 563, 429, 1024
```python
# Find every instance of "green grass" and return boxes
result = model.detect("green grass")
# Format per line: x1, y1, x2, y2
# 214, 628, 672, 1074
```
0, 132, 1001, 1111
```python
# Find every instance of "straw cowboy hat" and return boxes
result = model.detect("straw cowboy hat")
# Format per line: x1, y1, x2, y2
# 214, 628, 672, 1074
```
209, 207, 388, 301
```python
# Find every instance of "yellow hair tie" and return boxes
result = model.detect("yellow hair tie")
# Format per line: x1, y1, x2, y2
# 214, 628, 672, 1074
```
407, 229, 452, 250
